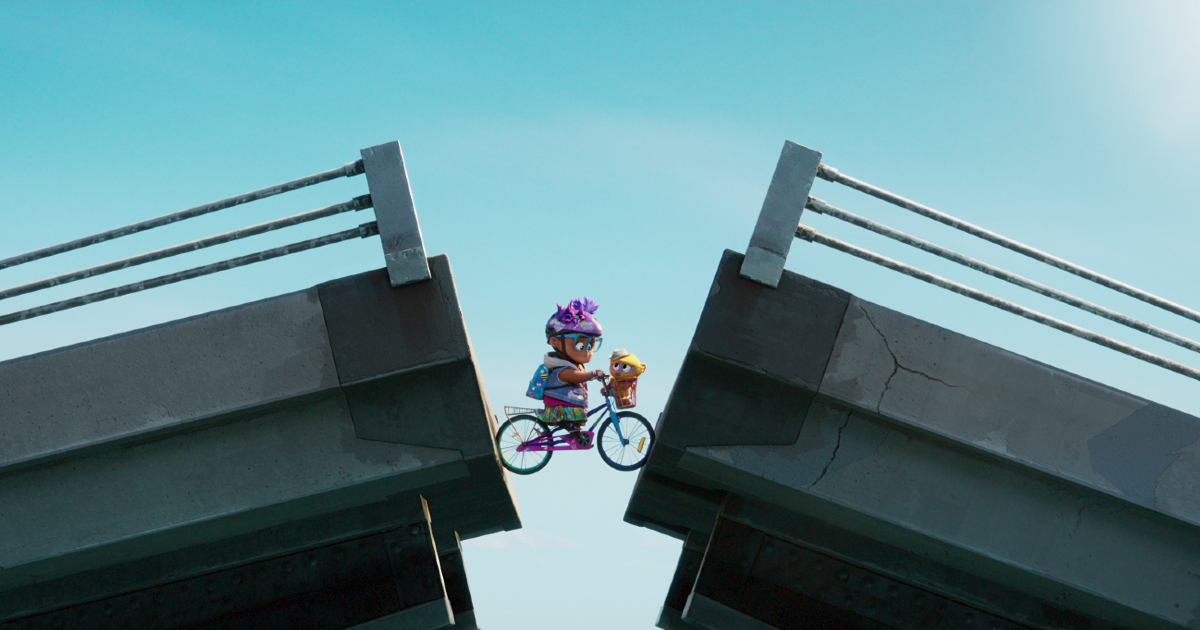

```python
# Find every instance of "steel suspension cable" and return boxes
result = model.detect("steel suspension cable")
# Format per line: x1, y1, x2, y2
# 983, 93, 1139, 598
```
794, 224, 1200, 383
816, 164, 1200, 325
0, 195, 372, 302
805, 196, 1200, 356
0, 160, 365, 272
0, 222, 379, 327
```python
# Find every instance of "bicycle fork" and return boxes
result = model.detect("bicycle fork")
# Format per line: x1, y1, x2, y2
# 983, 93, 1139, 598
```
598, 397, 645, 452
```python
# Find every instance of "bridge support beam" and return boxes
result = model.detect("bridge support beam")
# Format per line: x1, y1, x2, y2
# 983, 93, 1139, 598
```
435, 532, 480, 630
656, 531, 709, 630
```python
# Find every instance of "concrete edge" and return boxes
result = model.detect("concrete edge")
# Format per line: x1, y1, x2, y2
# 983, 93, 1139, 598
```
806, 387, 1200, 532
347, 596, 454, 630
0, 287, 323, 369
0, 458, 470, 592
682, 593, 777, 630
0, 388, 343, 477
657, 605, 700, 629
674, 447, 1182, 630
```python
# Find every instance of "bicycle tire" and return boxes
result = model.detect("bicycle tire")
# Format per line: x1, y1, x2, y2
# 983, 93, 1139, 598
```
597, 411, 655, 471
496, 415, 553, 475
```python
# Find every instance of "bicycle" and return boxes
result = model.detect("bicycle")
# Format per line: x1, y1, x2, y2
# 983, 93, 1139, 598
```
496, 373, 655, 474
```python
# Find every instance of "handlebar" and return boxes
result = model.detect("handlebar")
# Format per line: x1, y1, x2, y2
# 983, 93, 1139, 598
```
594, 371, 612, 397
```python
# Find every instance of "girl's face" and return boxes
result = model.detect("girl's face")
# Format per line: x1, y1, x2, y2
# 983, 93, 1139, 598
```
552, 335, 596, 364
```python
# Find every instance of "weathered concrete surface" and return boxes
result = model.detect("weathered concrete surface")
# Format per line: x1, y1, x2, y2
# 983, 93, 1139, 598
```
0, 289, 339, 472
628, 250, 1200, 630
0, 255, 516, 629
820, 296, 1200, 521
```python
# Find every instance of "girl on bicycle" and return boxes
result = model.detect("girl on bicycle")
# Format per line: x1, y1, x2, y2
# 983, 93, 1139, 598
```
541, 298, 606, 445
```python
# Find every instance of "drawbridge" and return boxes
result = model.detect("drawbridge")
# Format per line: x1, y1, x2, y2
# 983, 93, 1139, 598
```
632, 142, 1200, 630
2, 138, 1198, 630
0, 142, 515, 630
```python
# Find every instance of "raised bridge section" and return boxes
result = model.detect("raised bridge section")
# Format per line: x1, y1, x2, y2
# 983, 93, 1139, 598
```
631, 250, 1200, 630
0, 255, 517, 630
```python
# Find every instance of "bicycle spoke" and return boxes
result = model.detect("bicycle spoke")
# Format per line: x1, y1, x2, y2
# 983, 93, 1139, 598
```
496, 416, 554, 473
594, 413, 653, 471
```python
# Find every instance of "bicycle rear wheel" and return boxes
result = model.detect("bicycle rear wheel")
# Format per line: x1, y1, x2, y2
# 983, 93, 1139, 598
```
597, 411, 654, 471
496, 415, 553, 475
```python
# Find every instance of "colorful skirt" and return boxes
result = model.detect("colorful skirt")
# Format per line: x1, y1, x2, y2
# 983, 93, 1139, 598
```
540, 404, 586, 425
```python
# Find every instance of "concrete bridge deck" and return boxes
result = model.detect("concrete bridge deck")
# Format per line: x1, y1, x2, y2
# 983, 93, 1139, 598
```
0, 255, 517, 630
630, 250, 1200, 630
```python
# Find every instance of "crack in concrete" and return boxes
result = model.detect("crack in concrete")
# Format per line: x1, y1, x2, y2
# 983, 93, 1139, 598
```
879, 362, 900, 414
863, 310, 901, 413
809, 413, 851, 489
1070, 504, 1085, 539
868, 423, 896, 460
861, 309, 965, 413
896, 365, 966, 391
1068, 501, 1126, 540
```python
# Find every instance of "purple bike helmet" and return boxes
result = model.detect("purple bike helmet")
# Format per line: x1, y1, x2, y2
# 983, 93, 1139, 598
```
545, 298, 603, 338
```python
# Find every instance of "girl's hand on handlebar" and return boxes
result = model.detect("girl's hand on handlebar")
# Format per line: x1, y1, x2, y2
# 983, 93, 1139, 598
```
595, 370, 610, 395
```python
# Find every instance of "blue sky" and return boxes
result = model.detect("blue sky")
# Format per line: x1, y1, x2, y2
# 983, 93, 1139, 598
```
2, 2, 1199, 628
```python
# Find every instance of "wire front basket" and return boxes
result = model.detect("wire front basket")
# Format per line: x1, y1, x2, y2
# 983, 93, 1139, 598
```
611, 378, 638, 409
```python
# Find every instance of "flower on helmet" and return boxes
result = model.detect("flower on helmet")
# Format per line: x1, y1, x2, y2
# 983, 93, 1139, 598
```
546, 297, 603, 337
555, 298, 598, 324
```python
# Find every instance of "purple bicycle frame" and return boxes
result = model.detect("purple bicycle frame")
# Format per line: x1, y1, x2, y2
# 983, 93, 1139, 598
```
516, 427, 596, 452
515, 395, 617, 452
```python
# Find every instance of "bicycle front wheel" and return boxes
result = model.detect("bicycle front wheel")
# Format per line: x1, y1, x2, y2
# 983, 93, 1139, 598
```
496, 415, 553, 475
597, 411, 655, 471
